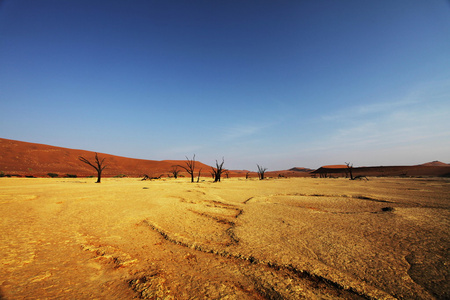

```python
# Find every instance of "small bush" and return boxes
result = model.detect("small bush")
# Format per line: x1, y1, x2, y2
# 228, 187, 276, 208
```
114, 174, 127, 178
47, 173, 59, 178
65, 174, 77, 178
0, 171, 5, 177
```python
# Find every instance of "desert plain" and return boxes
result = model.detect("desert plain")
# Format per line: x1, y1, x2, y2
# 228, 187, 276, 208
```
0, 177, 449, 299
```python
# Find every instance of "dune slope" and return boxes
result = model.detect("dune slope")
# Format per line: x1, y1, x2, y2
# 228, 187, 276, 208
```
0, 138, 211, 177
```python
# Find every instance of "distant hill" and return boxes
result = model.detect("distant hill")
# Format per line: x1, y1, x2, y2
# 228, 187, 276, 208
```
320, 165, 348, 169
0, 138, 213, 178
417, 161, 450, 167
288, 167, 313, 172
311, 162, 450, 178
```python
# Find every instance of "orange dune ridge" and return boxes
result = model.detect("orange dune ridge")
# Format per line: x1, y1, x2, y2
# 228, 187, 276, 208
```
0, 138, 211, 178
1, 138, 449, 178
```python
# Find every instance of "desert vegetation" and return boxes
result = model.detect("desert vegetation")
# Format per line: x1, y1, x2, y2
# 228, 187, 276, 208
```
141, 174, 163, 181
345, 162, 354, 180
178, 155, 197, 183
170, 166, 181, 179
256, 164, 267, 180
211, 158, 226, 182
113, 174, 127, 178
196, 168, 202, 183
78, 153, 107, 183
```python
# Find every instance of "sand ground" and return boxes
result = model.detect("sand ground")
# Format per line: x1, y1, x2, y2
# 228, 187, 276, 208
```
0, 177, 449, 299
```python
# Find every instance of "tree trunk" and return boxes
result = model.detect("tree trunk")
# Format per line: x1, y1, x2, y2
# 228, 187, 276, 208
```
196, 168, 202, 183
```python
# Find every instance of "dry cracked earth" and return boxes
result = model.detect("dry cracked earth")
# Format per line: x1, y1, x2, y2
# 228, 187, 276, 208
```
0, 177, 449, 299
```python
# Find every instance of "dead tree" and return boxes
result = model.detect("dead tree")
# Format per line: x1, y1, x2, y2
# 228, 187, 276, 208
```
257, 164, 267, 180
141, 174, 162, 180
354, 175, 369, 181
78, 153, 107, 183
178, 155, 196, 183
170, 166, 180, 179
211, 158, 225, 182
245, 172, 250, 179
345, 162, 354, 180
197, 168, 202, 183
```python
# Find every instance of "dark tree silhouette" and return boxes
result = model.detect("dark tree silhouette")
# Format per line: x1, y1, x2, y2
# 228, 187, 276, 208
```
170, 166, 181, 179
345, 162, 354, 180
78, 153, 107, 183
211, 158, 225, 182
142, 174, 162, 181
256, 164, 267, 180
197, 168, 202, 183
178, 155, 196, 183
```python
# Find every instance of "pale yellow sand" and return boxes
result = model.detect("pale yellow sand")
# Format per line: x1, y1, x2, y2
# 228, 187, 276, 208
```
0, 177, 449, 299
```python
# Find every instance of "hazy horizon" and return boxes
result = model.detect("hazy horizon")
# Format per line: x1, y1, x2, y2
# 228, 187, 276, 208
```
1, 1, 449, 170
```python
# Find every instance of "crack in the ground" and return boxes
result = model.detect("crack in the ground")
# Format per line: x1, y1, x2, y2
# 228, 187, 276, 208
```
404, 251, 448, 299
138, 219, 373, 300
81, 243, 138, 269
244, 194, 398, 215
183, 197, 244, 246
278, 193, 396, 204
188, 209, 240, 245
301, 206, 396, 215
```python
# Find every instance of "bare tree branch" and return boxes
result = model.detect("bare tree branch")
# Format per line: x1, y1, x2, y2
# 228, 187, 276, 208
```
78, 153, 107, 183
170, 165, 180, 179
256, 164, 268, 180
211, 157, 225, 182
197, 168, 202, 183
178, 154, 196, 183
345, 162, 354, 180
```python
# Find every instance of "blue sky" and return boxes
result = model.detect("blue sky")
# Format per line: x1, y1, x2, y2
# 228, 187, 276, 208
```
1, 0, 449, 170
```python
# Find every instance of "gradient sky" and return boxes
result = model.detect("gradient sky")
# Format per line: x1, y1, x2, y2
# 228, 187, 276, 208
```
1, 0, 449, 170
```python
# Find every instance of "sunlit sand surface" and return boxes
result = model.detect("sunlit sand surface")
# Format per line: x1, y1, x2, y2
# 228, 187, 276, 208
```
1, 177, 449, 299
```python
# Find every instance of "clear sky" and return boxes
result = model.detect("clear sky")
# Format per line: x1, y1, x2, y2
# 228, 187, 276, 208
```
1, 0, 449, 170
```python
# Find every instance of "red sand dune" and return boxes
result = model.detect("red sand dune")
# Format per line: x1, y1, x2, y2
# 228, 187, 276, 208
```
288, 167, 314, 172
417, 160, 450, 167
0, 138, 212, 178
1, 138, 449, 178
311, 164, 450, 178
321, 165, 348, 169
0, 138, 314, 179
